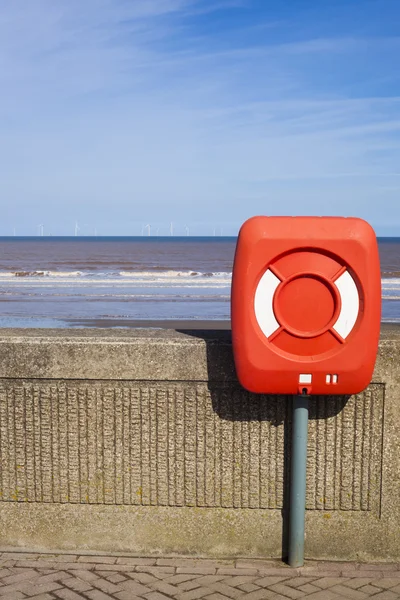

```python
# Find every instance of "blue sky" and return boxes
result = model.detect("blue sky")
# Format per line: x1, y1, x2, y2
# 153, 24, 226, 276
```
1, 0, 400, 236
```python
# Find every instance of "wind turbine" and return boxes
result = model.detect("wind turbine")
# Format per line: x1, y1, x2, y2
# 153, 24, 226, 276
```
170, 222, 174, 236
145, 224, 151, 236
74, 222, 80, 236
38, 224, 44, 236
185, 225, 189, 236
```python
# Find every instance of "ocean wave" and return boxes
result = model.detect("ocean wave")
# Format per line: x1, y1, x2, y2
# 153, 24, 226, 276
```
48, 271, 83, 277
0, 271, 398, 294
3, 270, 49, 277
0, 270, 84, 278
119, 270, 231, 279
0, 269, 232, 280
382, 317, 400, 322
0, 268, 397, 277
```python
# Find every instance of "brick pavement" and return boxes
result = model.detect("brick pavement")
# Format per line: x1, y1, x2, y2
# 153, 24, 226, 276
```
0, 552, 400, 599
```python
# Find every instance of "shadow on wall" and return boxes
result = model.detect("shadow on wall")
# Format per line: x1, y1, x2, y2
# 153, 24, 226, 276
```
177, 328, 350, 562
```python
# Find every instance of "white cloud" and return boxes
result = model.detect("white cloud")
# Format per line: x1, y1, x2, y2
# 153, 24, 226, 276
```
0, 0, 399, 233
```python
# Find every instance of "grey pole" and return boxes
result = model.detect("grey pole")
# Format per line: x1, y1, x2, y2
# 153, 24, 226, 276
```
288, 394, 309, 567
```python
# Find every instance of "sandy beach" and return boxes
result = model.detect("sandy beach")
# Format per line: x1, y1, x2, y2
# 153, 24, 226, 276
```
64, 318, 231, 329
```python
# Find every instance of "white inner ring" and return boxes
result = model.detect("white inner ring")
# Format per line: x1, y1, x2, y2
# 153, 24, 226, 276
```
332, 271, 359, 339
254, 269, 281, 338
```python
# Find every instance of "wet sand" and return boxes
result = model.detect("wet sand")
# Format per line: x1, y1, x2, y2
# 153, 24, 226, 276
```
64, 318, 231, 330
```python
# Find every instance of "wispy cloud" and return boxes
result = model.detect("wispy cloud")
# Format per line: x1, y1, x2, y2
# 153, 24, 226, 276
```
0, 0, 399, 234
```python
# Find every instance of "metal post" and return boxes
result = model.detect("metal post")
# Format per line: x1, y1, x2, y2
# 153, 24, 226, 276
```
288, 394, 309, 567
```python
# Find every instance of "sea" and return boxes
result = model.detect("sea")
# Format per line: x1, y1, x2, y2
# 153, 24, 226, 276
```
0, 236, 399, 328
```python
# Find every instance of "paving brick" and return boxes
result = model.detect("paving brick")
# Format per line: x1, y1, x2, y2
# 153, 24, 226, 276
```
40, 555, 78, 562
32, 571, 67, 583
343, 578, 376, 589
1, 568, 37, 584
0, 561, 16, 569
176, 586, 215, 600
114, 592, 143, 600
136, 566, 175, 576
156, 558, 185, 566
29, 594, 56, 600
237, 583, 260, 592
117, 557, 157, 566
164, 573, 199, 585
191, 576, 226, 586
388, 584, 400, 593
312, 577, 346, 589
95, 570, 116, 578
144, 593, 175, 600
128, 571, 160, 584
267, 582, 305, 598
85, 589, 116, 600
297, 584, 321, 594
296, 568, 344, 577
207, 582, 245, 599
55, 589, 88, 600
37, 569, 58, 574
78, 556, 117, 565
104, 573, 127, 584
177, 568, 217, 575
367, 592, 400, 600
178, 579, 205, 591
38, 562, 92, 571
235, 560, 281, 570
254, 576, 290, 586
158, 559, 227, 568
18, 581, 63, 595
0, 592, 26, 600
359, 584, 386, 594
60, 576, 93, 592
286, 577, 319, 588
150, 579, 183, 596
237, 589, 277, 600
91, 577, 120, 594
93, 563, 136, 572
71, 570, 99, 583
118, 578, 152, 595
371, 579, 400, 589
216, 568, 259, 576
0, 571, 12, 579
203, 594, 233, 600
1, 552, 41, 560
220, 575, 257, 587
15, 560, 61, 569
329, 584, 368, 598
0, 582, 32, 595
302, 592, 344, 600
257, 568, 299, 577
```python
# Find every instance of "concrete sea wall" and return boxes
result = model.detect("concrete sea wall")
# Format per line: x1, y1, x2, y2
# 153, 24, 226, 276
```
0, 325, 399, 561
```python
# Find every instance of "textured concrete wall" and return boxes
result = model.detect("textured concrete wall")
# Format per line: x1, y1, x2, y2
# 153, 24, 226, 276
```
0, 326, 399, 560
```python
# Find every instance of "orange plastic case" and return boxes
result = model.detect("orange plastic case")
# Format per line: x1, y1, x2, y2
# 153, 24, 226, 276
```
231, 217, 381, 395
